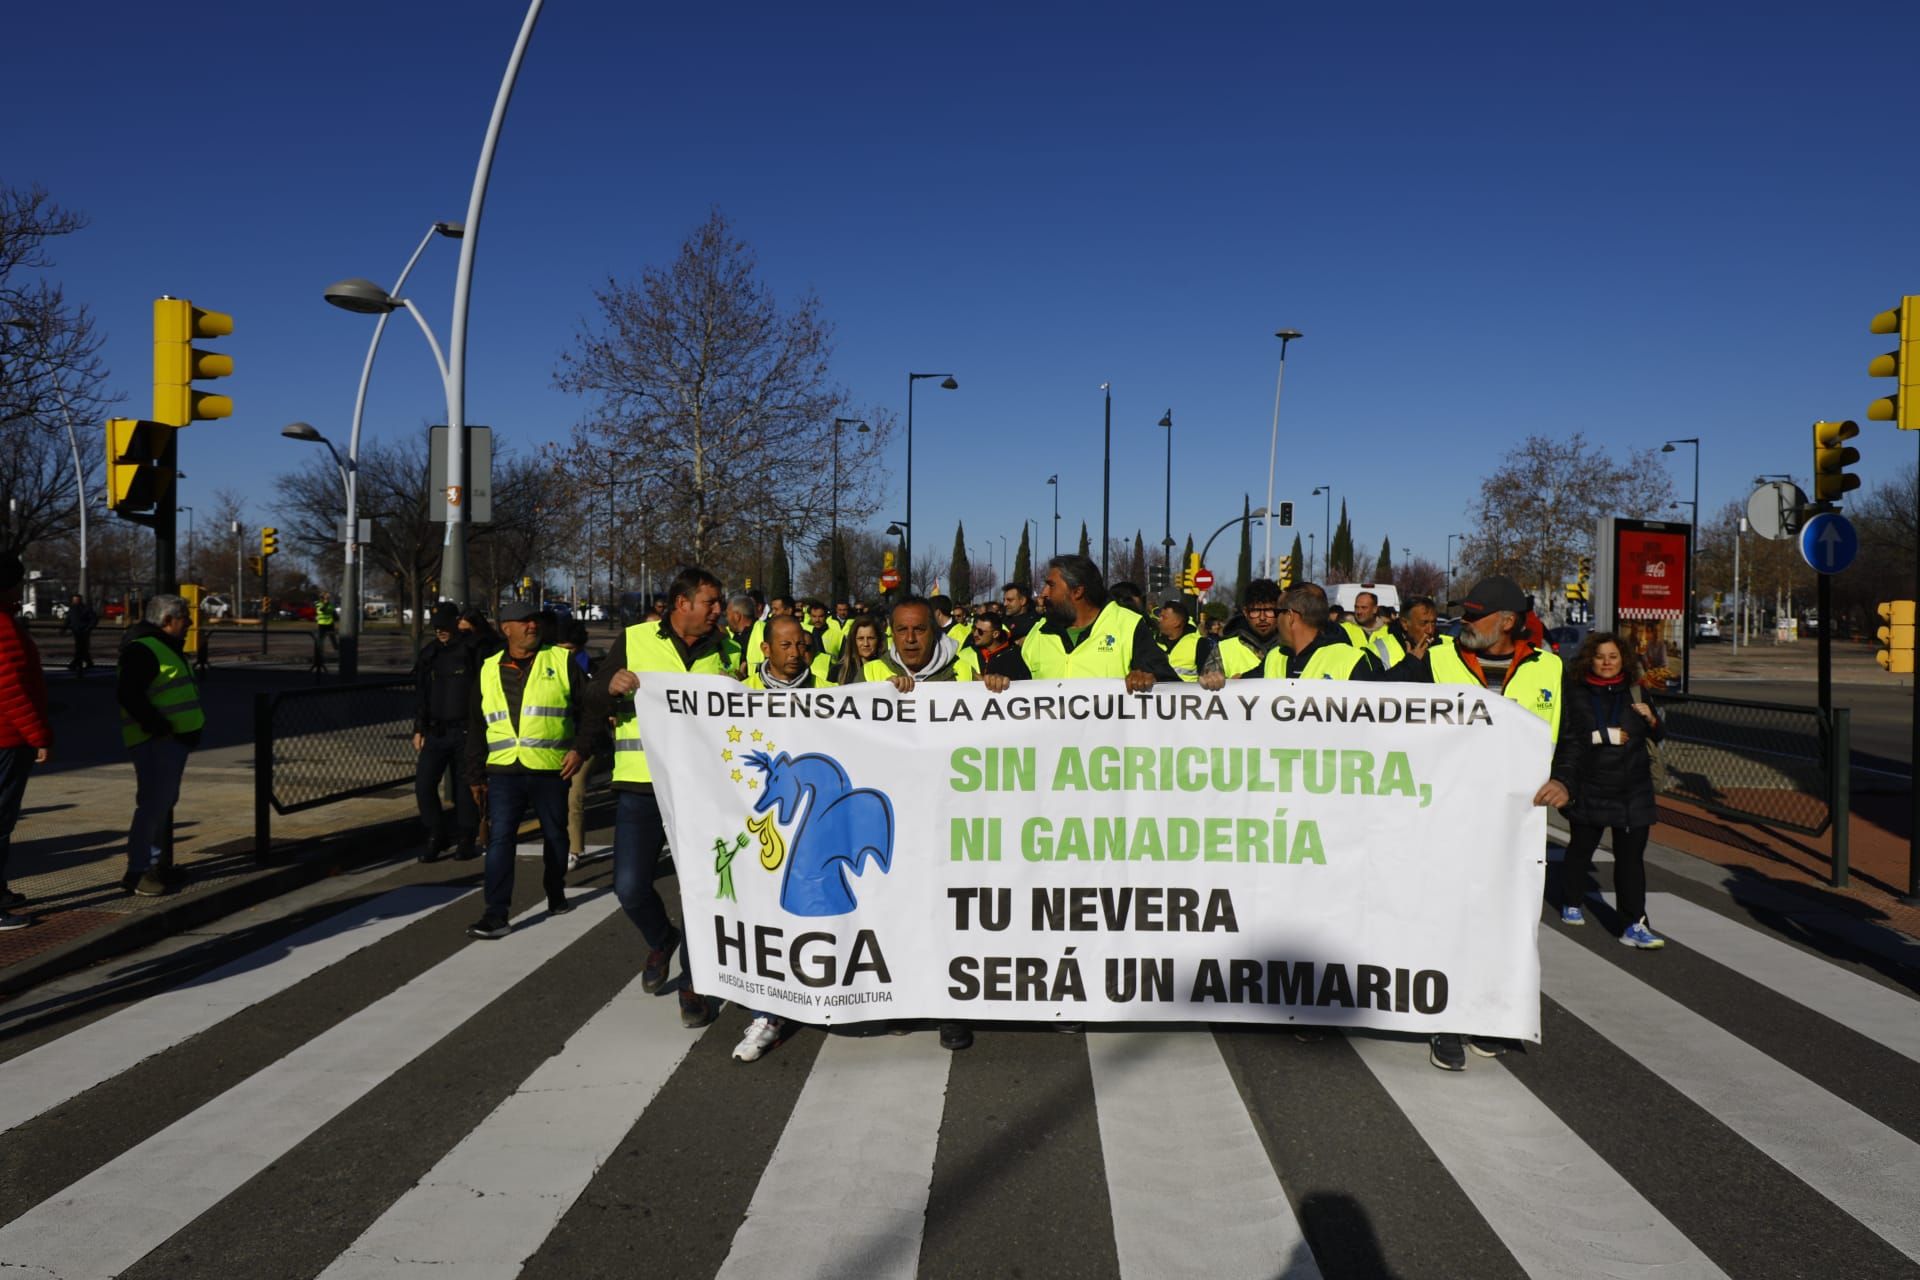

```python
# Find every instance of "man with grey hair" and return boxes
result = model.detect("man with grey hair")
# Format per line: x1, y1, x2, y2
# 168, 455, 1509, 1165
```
117, 594, 203, 896
721, 592, 757, 677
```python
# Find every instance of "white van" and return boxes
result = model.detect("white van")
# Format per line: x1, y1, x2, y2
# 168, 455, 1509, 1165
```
1331, 582, 1402, 614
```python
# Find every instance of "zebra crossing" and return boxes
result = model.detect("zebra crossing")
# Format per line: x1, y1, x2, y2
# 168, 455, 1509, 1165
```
1, 866, 1915, 1280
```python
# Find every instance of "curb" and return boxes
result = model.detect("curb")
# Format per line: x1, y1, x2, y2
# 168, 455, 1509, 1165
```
0, 814, 424, 1004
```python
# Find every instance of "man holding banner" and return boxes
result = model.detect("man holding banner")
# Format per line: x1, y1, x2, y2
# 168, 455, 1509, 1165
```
1023, 555, 1179, 688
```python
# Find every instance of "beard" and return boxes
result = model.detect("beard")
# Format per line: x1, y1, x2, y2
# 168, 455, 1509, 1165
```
1043, 599, 1076, 627
1457, 620, 1498, 652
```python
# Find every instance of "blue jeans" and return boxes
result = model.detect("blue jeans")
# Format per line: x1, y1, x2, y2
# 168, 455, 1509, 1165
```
614, 789, 680, 952
128, 737, 190, 875
0, 746, 35, 891
481, 771, 570, 918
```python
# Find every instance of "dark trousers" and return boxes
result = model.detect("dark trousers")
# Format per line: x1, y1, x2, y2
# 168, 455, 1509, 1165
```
0, 746, 35, 890
69, 631, 93, 671
415, 727, 478, 852
482, 771, 570, 917
318, 623, 338, 652
614, 788, 679, 951
1561, 822, 1651, 924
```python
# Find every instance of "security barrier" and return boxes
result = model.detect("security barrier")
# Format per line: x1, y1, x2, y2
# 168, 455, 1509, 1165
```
254, 678, 418, 857
1648, 691, 1852, 886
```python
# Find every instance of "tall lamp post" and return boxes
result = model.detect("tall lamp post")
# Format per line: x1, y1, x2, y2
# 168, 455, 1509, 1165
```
1100, 381, 1113, 578
320, 220, 463, 678
1046, 474, 1060, 557
905, 372, 958, 588
1311, 484, 1332, 581
1159, 409, 1175, 585
997, 534, 1008, 584
1662, 437, 1701, 693
1263, 329, 1303, 577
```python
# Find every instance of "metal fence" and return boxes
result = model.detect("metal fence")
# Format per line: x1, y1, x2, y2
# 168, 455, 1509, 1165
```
1647, 691, 1852, 884
254, 678, 418, 855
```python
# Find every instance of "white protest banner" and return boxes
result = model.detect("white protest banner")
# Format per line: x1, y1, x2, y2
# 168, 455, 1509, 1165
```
642, 677, 1550, 1040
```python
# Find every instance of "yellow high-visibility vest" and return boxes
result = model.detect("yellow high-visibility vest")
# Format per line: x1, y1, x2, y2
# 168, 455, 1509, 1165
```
480, 647, 575, 771
611, 622, 732, 784
120, 636, 205, 747
1431, 643, 1563, 742
1023, 601, 1145, 680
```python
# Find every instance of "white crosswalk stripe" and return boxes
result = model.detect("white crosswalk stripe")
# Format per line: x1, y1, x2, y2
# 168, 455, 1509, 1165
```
0, 874, 1915, 1279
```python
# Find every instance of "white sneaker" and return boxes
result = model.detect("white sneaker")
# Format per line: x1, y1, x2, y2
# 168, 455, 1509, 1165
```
732, 1015, 781, 1063
0, 911, 29, 931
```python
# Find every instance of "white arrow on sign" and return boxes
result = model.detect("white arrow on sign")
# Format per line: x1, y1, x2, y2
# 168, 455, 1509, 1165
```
1817, 520, 1844, 569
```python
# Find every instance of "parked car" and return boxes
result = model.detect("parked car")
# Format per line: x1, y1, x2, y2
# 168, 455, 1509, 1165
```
1696, 615, 1722, 642
1544, 624, 1590, 656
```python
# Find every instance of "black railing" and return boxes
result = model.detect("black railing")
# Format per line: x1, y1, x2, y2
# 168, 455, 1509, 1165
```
254, 678, 418, 856
1648, 691, 1852, 886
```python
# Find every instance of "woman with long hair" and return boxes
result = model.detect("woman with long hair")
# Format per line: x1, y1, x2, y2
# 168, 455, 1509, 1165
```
836, 616, 886, 684
1549, 631, 1666, 948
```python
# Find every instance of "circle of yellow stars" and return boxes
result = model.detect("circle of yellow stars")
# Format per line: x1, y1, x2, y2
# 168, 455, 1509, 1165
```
721, 725, 773, 789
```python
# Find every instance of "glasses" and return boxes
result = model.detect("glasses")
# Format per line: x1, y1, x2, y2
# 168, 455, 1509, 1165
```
1245, 606, 1278, 617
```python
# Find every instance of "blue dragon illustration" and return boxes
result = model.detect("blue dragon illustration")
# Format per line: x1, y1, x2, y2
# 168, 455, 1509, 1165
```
742, 750, 895, 916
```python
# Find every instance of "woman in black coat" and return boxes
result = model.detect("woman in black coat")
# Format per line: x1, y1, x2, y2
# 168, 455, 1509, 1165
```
1549, 631, 1667, 948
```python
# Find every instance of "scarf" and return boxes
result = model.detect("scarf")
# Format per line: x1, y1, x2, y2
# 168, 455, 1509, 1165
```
1584, 672, 1626, 687
887, 632, 960, 682
755, 661, 813, 690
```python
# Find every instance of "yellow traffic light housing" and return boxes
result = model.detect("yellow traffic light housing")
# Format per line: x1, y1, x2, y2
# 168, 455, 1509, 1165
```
260, 526, 279, 558
105, 417, 176, 513
153, 297, 234, 425
1278, 556, 1294, 588
1812, 419, 1861, 503
1877, 601, 1914, 673
1869, 296, 1918, 432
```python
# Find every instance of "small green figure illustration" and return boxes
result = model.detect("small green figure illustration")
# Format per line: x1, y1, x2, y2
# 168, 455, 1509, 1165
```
714, 831, 749, 901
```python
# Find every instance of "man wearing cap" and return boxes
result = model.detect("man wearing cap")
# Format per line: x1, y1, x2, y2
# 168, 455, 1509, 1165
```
463, 600, 590, 938
413, 602, 481, 862
1391, 573, 1564, 1072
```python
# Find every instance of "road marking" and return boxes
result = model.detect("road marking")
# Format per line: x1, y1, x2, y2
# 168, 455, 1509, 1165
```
0, 890, 622, 1280
1087, 1032, 1321, 1279
0, 884, 471, 1137
1350, 1034, 1727, 1280
320, 967, 694, 1280
518, 842, 610, 860
1640, 893, 1920, 1063
1541, 929, 1920, 1262
716, 1032, 952, 1280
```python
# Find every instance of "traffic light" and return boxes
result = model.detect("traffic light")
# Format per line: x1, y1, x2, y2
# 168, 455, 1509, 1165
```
260, 527, 279, 558
153, 297, 234, 426
105, 417, 176, 513
1148, 565, 1169, 592
248, 555, 263, 576
1278, 501, 1294, 527
1278, 555, 1294, 587
1877, 601, 1914, 673
1869, 296, 1918, 432
1812, 420, 1861, 503
1182, 552, 1201, 596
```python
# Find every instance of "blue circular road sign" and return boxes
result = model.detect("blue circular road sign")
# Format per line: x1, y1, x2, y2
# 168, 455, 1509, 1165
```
1799, 510, 1858, 575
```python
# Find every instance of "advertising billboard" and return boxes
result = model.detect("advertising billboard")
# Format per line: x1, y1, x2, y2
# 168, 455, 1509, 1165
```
1594, 517, 1692, 690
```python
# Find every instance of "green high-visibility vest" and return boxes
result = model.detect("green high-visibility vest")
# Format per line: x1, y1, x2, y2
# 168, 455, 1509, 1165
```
1022, 601, 1144, 680
315, 600, 336, 626
120, 636, 205, 747
1430, 643, 1563, 743
1215, 633, 1280, 679
480, 647, 575, 771
1262, 641, 1373, 681
1162, 631, 1200, 682
1355, 625, 1404, 669
863, 647, 980, 683
611, 622, 732, 784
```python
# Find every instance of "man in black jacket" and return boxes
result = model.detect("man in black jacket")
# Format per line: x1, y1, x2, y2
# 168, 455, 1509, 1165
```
413, 603, 479, 862
967, 613, 1031, 681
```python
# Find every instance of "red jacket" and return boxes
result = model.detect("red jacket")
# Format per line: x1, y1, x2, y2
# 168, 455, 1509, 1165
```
0, 611, 52, 749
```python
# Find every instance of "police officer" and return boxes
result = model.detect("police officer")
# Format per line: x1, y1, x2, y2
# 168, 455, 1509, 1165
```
1022, 555, 1178, 689
585, 567, 730, 1029
413, 603, 479, 862
117, 594, 202, 896
463, 601, 588, 940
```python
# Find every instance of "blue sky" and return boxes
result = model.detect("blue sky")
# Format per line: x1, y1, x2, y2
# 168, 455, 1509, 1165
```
7, 1, 1917, 585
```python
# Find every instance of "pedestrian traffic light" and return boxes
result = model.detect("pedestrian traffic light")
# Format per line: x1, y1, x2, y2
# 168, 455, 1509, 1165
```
260, 527, 279, 558
1278, 501, 1294, 527
105, 417, 176, 513
1868, 296, 1918, 432
153, 297, 234, 426
1877, 601, 1915, 673
1812, 420, 1861, 503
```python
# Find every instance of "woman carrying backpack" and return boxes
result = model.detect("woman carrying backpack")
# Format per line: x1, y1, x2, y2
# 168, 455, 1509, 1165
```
1549, 631, 1667, 949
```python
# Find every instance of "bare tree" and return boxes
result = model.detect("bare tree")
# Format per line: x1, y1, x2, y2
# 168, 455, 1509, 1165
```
1461, 432, 1673, 612
556, 210, 892, 571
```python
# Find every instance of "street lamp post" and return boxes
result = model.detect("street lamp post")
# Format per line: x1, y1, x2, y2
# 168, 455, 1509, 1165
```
1046, 475, 1060, 558
997, 534, 1008, 585
1100, 381, 1113, 578
1263, 329, 1303, 577
905, 372, 958, 589
321, 221, 463, 678
1200, 504, 1268, 623
1663, 437, 1701, 693
1159, 410, 1175, 586
1311, 484, 1331, 582
177, 507, 194, 584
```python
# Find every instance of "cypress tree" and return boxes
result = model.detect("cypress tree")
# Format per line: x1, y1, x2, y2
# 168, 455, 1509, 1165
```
1130, 531, 1147, 587
1234, 494, 1253, 600
1013, 525, 1032, 588
830, 533, 849, 605
1289, 533, 1305, 585
1078, 521, 1091, 560
1375, 536, 1393, 582
949, 521, 972, 604
769, 527, 791, 601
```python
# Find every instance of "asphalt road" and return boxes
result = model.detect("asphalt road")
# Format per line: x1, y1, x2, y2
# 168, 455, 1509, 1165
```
1693, 678, 1911, 774
1, 830, 1914, 1279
